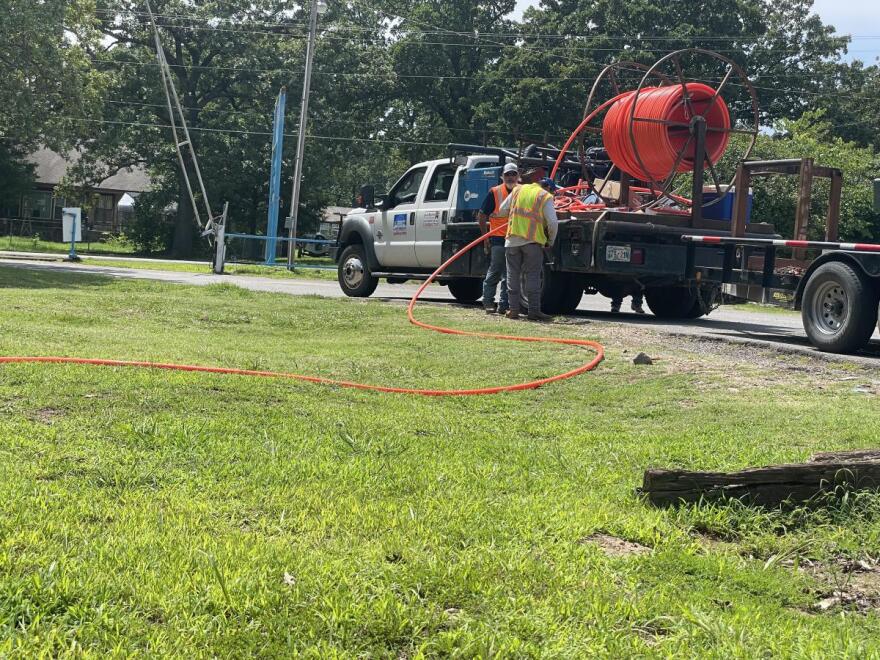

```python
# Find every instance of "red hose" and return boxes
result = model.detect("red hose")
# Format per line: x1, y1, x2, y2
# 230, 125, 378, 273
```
0, 226, 604, 397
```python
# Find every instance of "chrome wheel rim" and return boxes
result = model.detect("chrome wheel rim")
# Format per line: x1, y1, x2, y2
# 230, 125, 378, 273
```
342, 256, 365, 289
810, 281, 848, 335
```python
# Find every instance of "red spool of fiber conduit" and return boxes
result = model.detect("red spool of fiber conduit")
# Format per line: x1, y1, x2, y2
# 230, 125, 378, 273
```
602, 83, 731, 182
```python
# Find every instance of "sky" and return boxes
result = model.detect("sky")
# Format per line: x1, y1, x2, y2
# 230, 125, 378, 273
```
513, 0, 880, 64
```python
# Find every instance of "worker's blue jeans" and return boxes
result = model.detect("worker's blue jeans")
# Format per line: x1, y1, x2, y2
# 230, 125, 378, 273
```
482, 242, 509, 310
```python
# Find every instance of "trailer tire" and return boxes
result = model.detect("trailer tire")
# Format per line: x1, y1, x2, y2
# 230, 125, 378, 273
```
338, 244, 379, 297
645, 287, 698, 319
448, 278, 482, 303
683, 286, 720, 319
801, 262, 878, 353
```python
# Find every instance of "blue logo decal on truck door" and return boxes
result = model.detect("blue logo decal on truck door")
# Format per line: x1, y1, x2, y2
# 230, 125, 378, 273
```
392, 213, 408, 235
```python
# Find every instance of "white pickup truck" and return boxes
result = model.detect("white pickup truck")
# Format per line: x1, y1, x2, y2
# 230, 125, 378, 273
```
335, 154, 506, 301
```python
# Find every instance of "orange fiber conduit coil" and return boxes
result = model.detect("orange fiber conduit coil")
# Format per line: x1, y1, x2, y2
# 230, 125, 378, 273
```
602, 83, 730, 181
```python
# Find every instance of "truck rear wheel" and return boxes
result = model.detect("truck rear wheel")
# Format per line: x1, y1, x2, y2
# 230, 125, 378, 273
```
801, 261, 878, 353
337, 244, 378, 297
447, 278, 482, 303
645, 287, 698, 319
542, 271, 582, 314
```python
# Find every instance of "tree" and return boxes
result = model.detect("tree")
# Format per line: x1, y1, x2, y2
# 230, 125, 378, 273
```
0, 0, 105, 203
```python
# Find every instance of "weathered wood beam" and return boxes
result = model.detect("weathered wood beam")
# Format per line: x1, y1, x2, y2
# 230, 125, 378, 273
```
642, 450, 880, 507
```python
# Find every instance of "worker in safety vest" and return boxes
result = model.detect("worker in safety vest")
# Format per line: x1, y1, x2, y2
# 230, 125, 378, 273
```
477, 162, 519, 314
496, 173, 560, 322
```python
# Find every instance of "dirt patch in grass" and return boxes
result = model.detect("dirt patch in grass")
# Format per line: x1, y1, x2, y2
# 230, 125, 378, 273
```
788, 556, 880, 613
581, 533, 651, 557
28, 407, 65, 424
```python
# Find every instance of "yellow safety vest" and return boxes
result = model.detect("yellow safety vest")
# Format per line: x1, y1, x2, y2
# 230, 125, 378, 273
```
506, 183, 551, 245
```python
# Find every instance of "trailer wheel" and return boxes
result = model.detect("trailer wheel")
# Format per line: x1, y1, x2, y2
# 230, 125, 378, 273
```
337, 244, 378, 297
645, 287, 698, 319
448, 278, 482, 303
683, 286, 720, 319
801, 262, 878, 353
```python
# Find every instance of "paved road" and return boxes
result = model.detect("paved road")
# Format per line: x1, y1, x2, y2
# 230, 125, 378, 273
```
3, 257, 879, 366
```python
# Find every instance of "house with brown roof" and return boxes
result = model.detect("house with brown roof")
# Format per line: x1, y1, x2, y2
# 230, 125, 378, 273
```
1, 148, 151, 241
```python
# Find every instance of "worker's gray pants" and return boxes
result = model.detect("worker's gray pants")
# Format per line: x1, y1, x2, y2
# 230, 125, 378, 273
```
506, 242, 544, 315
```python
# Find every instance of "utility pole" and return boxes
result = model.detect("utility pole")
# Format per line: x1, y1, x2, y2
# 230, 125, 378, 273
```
286, 0, 325, 269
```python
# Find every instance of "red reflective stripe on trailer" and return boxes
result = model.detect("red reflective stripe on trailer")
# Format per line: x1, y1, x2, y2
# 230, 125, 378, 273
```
698, 236, 722, 243
785, 240, 810, 248
855, 243, 880, 252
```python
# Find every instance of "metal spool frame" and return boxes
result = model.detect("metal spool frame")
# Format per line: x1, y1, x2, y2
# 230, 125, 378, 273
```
627, 49, 759, 217
577, 61, 674, 203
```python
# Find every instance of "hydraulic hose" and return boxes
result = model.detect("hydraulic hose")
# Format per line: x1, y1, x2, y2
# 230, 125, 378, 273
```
0, 226, 604, 397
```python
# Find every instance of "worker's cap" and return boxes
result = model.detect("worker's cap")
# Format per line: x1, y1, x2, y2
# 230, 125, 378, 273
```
539, 177, 559, 191
502, 162, 519, 174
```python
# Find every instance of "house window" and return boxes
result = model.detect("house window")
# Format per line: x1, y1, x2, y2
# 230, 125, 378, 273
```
25, 191, 53, 219
53, 196, 66, 220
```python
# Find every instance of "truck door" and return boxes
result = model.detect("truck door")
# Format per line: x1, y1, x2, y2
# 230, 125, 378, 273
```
414, 163, 457, 268
377, 165, 426, 267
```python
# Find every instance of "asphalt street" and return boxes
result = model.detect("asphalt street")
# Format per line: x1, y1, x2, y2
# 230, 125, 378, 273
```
2, 256, 879, 366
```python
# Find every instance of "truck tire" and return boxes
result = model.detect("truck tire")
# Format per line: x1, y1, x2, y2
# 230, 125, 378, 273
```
542, 271, 583, 314
447, 278, 482, 303
645, 287, 698, 319
338, 244, 378, 297
801, 261, 879, 353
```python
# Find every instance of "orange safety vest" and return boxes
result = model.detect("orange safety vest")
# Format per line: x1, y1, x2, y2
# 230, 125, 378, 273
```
488, 184, 513, 233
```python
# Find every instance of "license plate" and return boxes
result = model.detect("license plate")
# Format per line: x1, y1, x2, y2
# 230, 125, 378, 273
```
606, 245, 631, 262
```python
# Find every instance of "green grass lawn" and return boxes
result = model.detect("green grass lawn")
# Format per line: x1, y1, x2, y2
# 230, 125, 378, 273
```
1, 233, 136, 256
80, 257, 337, 281
2, 265, 880, 656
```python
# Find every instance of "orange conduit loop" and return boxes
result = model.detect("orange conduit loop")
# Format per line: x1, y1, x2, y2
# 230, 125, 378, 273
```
602, 83, 730, 181
0, 226, 604, 397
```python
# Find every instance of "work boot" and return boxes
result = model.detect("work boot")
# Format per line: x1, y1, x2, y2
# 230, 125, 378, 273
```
483, 302, 497, 314
527, 311, 554, 322
631, 302, 645, 314
497, 306, 509, 315
504, 309, 520, 320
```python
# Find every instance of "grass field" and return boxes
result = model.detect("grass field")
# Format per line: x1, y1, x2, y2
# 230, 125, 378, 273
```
1, 265, 879, 656
1, 234, 136, 256
79, 257, 338, 281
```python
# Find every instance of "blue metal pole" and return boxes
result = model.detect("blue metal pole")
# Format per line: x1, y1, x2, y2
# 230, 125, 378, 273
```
265, 87, 287, 264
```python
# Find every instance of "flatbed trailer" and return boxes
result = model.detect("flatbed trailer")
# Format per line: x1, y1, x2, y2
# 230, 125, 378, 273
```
440, 155, 880, 354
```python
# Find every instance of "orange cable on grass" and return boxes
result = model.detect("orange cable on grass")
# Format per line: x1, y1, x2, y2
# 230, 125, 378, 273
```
1, 226, 604, 396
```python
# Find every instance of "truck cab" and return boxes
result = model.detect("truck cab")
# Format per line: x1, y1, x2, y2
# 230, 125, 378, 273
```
335, 154, 504, 300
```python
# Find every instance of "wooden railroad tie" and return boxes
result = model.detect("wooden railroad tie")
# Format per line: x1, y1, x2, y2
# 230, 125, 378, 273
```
642, 449, 880, 508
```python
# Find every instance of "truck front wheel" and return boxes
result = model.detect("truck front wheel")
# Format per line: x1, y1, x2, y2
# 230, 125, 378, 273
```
447, 278, 482, 303
338, 244, 378, 297
801, 262, 878, 353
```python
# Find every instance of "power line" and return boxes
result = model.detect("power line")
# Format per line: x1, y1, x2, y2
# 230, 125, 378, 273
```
102, 98, 571, 141
87, 57, 880, 102
94, 7, 880, 42
62, 116, 451, 146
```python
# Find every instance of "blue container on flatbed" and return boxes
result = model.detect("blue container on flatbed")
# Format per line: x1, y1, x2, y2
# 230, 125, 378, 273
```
702, 186, 753, 222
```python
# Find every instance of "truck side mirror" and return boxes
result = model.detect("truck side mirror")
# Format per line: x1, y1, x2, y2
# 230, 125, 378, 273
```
359, 184, 376, 210
874, 178, 880, 214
